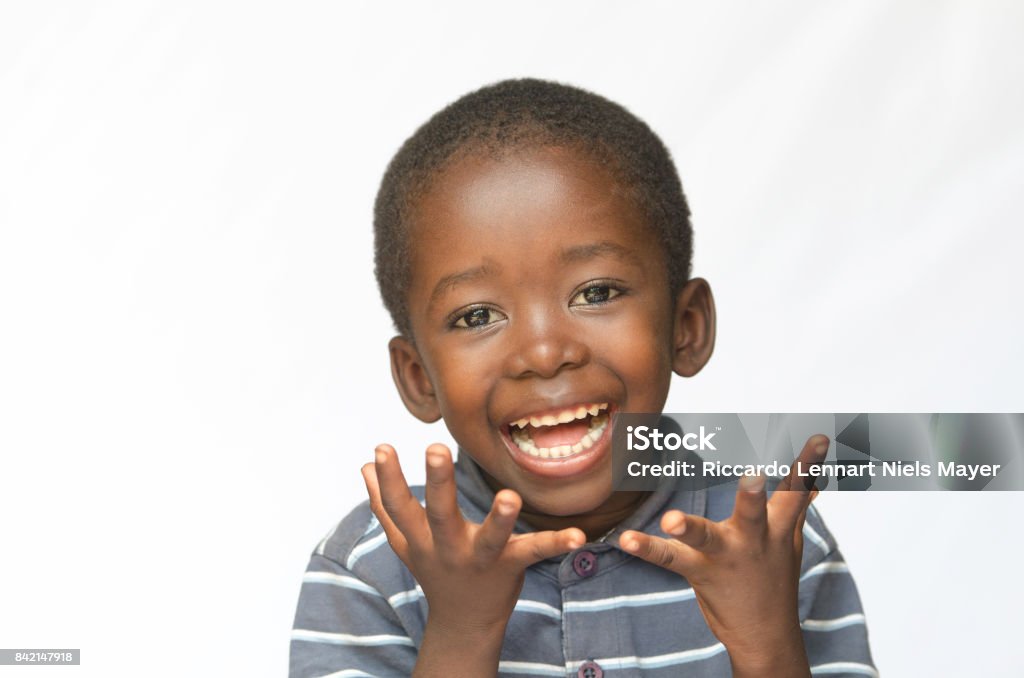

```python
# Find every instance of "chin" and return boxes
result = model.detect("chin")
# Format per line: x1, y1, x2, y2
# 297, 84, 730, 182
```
522, 486, 613, 519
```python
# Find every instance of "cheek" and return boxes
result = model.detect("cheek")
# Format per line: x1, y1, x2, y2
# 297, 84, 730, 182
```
595, 306, 675, 398
620, 338, 673, 391
427, 343, 500, 431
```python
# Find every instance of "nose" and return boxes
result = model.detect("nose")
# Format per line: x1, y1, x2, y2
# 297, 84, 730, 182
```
503, 311, 590, 379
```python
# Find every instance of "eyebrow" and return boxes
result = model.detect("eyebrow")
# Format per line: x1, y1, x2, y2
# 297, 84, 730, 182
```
429, 264, 498, 308
559, 241, 644, 267
426, 241, 642, 309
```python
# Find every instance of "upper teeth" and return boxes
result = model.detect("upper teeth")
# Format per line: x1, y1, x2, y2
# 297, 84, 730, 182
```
511, 403, 607, 430
508, 403, 611, 460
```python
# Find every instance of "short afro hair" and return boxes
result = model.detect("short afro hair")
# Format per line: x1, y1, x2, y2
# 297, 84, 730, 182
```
374, 78, 692, 337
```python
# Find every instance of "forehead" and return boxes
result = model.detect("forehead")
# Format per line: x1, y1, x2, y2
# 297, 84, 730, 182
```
406, 146, 659, 277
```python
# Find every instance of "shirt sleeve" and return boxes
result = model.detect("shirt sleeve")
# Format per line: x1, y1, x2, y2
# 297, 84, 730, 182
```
290, 553, 418, 678
797, 504, 877, 677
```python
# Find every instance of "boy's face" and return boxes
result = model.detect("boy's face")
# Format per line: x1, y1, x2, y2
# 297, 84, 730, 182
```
391, 146, 713, 519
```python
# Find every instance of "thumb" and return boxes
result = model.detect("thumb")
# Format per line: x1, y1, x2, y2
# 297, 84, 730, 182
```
507, 528, 586, 568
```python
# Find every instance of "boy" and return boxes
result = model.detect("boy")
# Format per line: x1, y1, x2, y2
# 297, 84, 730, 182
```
291, 79, 875, 677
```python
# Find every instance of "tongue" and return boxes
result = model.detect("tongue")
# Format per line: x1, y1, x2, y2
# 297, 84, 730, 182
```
527, 418, 591, 449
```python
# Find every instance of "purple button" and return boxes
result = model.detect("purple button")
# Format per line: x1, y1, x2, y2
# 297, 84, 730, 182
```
572, 550, 598, 578
577, 660, 603, 678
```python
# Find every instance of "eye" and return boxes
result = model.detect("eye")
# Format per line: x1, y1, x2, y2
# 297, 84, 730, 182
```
452, 306, 507, 329
570, 284, 623, 306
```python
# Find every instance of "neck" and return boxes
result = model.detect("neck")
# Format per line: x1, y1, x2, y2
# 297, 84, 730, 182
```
479, 469, 649, 541
519, 491, 650, 542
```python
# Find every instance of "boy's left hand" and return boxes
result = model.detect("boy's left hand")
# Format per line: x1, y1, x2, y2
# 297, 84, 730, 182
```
620, 434, 829, 678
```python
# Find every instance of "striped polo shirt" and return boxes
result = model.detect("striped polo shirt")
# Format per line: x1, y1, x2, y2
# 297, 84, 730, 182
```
291, 453, 876, 677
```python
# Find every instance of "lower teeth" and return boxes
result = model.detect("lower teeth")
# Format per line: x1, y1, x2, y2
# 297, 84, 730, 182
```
511, 414, 608, 459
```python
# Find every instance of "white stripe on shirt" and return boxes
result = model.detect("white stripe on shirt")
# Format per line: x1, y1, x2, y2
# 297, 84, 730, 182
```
803, 522, 830, 554
387, 586, 561, 620
292, 629, 415, 647
564, 588, 696, 613
514, 599, 561, 619
303, 571, 383, 596
345, 501, 427, 569
802, 613, 867, 632
588, 641, 727, 670
811, 661, 879, 676
498, 660, 567, 676
345, 531, 389, 569
315, 522, 342, 557
387, 586, 423, 608
801, 560, 849, 581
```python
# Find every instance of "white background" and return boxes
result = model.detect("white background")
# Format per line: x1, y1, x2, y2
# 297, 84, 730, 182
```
1, 1, 1022, 676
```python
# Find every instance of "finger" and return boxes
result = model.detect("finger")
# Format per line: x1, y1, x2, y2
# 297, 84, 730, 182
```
620, 530, 694, 576
474, 489, 522, 560
374, 444, 429, 546
659, 511, 721, 553
506, 527, 586, 568
423, 444, 464, 546
732, 473, 768, 536
771, 435, 830, 525
792, 487, 820, 553
775, 434, 829, 493
792, 434, 830, 490
793, 488, 819, 541
361, 462, 409, 554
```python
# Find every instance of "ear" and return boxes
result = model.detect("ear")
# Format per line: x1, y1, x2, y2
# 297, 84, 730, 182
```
671, 278, 717, 377
389, 335, 442, 423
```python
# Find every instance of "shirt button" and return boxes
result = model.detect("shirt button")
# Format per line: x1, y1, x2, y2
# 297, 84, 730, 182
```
572, 550, 598, 578
577, 660, 603, 678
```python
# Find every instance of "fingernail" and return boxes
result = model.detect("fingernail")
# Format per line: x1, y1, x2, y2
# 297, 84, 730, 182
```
664, 514, 685, 534
622, 537, 639, 552
496, 501, 515, 516
568, 535, 584, 549
815, 442, 829, 456
739, 473, 765, 492
426, 452, 444, 468
375, 449, 388, 464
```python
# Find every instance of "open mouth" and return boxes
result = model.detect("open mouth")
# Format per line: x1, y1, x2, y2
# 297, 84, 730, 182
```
507, 403, 610, 459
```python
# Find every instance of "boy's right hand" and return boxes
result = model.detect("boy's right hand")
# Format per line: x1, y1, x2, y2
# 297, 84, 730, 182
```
362, 443, 584, 670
